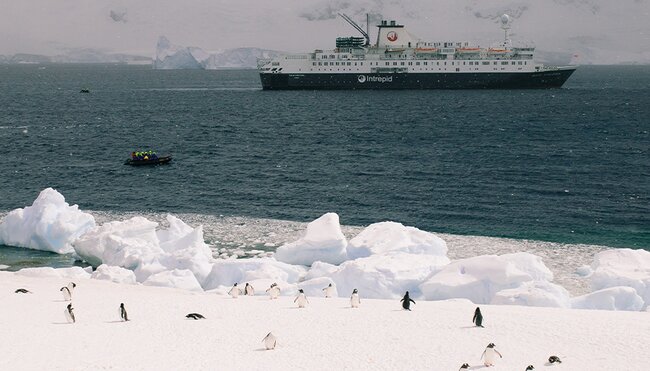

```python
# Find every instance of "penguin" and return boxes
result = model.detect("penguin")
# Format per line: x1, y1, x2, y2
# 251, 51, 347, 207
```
266, 283, 281, 299
481, 343, 503, 367
459, 363, 470, 370
548, 356, 562, 364
228, 283, 242, 298
185, 313, 206, 320
473, 306, 484, 327
60, 286, 72, 301
262, 332, 277, 350
323, 283, 335, 298
15, 288, 31, 294
294, 289, 309, 308
526, 366, 535, 371
350, 288, 360, 308
400, 291, 415, 311
244, 283, 255, 296
67, 282, 77, 292
64, 303, 75, 323
119, 303, 129, 321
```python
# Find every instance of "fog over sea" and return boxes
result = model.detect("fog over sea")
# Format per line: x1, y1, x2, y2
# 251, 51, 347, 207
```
0, 64, 647, 294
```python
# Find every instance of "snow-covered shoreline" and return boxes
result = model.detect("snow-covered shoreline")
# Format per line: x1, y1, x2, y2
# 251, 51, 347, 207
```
2, 271, 648, 371
1, 188, 649, 313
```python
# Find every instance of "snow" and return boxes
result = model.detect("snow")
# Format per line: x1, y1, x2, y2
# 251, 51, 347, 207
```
274, 213, 348, 266
90, 264, 137, 285
1, 270, 648, 370
0, 188, 95, 254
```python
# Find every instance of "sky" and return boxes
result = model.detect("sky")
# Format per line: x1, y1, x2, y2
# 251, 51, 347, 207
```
2, 0, 649, 63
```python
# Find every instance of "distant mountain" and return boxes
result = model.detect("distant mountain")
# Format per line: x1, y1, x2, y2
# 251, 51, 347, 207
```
0, 49, 151, 64
153, 36, 281, 70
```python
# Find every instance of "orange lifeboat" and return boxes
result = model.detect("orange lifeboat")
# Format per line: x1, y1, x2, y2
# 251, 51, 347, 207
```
415, 47, 439, 53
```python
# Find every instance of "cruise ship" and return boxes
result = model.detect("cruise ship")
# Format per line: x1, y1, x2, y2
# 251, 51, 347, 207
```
259, 14, 577, 90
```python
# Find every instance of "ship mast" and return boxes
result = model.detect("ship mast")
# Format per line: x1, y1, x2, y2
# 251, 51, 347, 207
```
338, 13, 371, 46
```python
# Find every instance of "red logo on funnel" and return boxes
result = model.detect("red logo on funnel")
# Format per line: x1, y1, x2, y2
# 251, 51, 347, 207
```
387, 31, 398, 42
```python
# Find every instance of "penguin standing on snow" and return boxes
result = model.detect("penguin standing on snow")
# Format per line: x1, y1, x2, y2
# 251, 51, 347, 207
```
60, 286, 72, 301
548, 356, 562, 364
481, 343, 503, 367
525, 366, 535, 371
262, 332, 277, 350
473, 306, 484, 327
323, 283, 335, 298
244, 283, 255, 296
119, 303, 129, 321
64, 303, 75, 323
350, 289, 360, 308
294, 289, 309, 308
458, 362, 470, 370
400, 291, 415, 311
266, 283, 281, 299
228, 283, 242, 298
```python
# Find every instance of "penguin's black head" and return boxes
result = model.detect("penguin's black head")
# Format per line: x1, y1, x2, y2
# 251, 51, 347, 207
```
405, 291, 410, 296
245, 283, 250, 286
298, 289, 304, 293
233, 283, 238, 286
120, 303, 124, 307
71, 282, 76, 288
67, 304, 73, 309
328, 283, 332, 287
352, 289, 358, 293
460, 363, 469, 369
487, 343, 495, 348
526, 365, 535, 371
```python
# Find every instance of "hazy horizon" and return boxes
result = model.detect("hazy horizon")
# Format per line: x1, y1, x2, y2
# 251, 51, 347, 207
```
2, 0, 649, 64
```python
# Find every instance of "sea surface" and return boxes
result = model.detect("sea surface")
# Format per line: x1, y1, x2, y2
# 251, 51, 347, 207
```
0, 64, 648, 287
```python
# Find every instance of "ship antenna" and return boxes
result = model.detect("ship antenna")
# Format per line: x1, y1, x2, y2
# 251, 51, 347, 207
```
338, 13, 371, 46
500, 14, 511, 46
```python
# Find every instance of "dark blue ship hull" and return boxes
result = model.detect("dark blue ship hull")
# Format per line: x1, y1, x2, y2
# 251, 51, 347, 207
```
260, 68, 576, 90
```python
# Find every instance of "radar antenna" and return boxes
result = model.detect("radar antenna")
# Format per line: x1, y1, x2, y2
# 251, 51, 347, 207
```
338, 13, 370, 46
500, 14, 511, 46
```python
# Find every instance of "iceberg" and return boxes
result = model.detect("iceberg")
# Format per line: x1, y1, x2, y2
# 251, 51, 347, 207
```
90, 264, 137, 285
274, 213, 348, 266
588, 248, 650, 309
0, 188, 96, 254
346, 221, 447, 259
572, 286, 645, 311
143, 269, 203, 292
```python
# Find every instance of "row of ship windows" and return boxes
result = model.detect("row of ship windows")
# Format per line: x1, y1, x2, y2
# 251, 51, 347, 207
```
307, 68, 524, 72
311, 61, 527, 66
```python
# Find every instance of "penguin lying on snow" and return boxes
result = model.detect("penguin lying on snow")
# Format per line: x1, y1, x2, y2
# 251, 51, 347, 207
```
186, 313, 206, 320
64, 303, 75, 323
262, 332, 277, 350
481, 343, 503, 366
548, 355, 562, 364
15, 288, 31, 294
119, 303, 129, 321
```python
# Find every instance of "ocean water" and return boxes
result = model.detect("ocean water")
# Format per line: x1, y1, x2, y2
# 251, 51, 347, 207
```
0, 64, 648, 290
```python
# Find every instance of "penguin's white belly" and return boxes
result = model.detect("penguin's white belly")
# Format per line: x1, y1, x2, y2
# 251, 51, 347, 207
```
296, 295, 308, 307
324, 287, 334, 297
62, 290, 71, 301
64, 309, 74, 323
269, 287, 280, 298
484, 349, 498, 364
264, 334, 277, 350
351, 294, 360, 307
